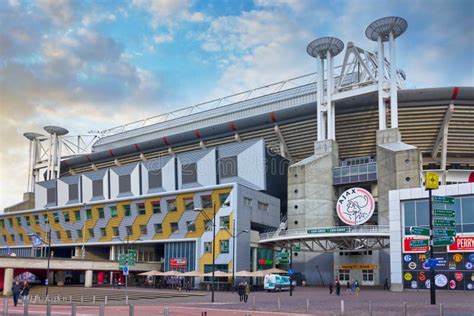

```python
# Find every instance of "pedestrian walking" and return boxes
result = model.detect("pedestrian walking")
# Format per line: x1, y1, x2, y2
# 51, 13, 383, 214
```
244, 282, 250, 303
20, 281, 30, 306
238, 282, 245, 302
351, 279, 356, 293
384, 278, 389, 290
335, 278, 341, 296
346, 280, 351, 293
329, 282, 333, 295
355, 280, 360, 295
12, 281, 21, 307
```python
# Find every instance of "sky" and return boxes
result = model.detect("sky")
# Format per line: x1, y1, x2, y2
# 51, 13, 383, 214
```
1, 0, 473, 211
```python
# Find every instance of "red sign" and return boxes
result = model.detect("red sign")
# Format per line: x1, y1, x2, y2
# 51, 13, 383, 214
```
403, 237, 430, 253
448, 236, 474, 252
170, 258, 187, 268
455, 272, 463, 282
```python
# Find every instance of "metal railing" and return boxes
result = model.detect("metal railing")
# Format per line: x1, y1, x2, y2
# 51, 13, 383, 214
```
333, 162, 377, 185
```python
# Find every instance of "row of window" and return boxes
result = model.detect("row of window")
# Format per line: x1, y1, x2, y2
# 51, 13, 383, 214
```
338, 269, 374, 282
0, 193, 230, 229
243, 197, 269, 211
204, 240, 230, 253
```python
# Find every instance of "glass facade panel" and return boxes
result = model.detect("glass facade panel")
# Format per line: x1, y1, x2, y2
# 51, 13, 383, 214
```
182, 163, 197, 184
148, 169, 162, 189
119, 175, 131, 193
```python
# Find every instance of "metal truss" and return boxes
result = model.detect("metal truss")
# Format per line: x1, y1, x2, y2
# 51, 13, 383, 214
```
269, 236, 390, 253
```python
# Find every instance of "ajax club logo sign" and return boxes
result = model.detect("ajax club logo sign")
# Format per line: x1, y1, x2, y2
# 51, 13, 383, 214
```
336, 187, 375, 225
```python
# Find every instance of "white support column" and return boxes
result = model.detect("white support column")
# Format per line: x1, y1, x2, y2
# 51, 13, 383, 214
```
377, 35, 386, 130
317, 56, 325, 141
85, 270, 93, 288
56, 271, 65, 286
389, 32, 398, 128
327, 53, 335, 140
3, 268, 14, 296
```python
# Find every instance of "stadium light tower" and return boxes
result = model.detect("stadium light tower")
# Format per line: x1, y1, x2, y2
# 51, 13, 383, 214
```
43, 126, 69, 180
23, 132, 44, 192
306, 37, 344, 141
366, 16, 408, 130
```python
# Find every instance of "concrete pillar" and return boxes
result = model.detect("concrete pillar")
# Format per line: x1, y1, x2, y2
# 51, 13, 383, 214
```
3, 268, 14, 296
56, 271, 65, 286
85, 270, 93, 288
48, 271, 54, 286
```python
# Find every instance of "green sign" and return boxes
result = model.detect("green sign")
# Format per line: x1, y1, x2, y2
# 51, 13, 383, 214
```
118, 253, 127, 270
433, 228, 457, 238
433, 209, 456, 218
425, 251, 431, 259
410, 239, 429, 248
292, 245, 301, 252
433, 219, 456, 228
432, 237, 455, 246
278, 252, 289, 258
278, 258, 290, 264
307, 227, 350, 234
409, 227, 430, 236
432, 196, 455, 205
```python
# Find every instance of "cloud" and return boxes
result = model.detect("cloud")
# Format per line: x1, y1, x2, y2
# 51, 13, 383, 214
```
154, 34, 174, 44
36, 0, 78, 26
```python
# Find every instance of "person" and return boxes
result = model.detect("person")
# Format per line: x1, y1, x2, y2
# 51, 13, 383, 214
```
12, 281, 21, 307
384, 278, 389, 290
355, 280, 360, 296
329, 282, 333, 295
346, 280, 351, 293
20, 281, 30, 306
244, 282, 250, 303
335, 278, 341, 296
237, 282, 245, 302
351, 279, 356, 293
185, 280, 191, 292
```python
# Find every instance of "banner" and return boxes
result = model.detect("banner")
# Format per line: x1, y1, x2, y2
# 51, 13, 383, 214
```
448, 236, 474, 252
170, 258, 187, 268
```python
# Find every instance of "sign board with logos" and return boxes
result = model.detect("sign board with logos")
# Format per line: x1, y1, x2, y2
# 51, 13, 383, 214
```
336, 187, 375, 226
170, 258, 188, 269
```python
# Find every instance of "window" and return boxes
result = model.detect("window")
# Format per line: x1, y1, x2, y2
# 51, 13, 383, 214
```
74, 210, 80, 221
112, 227, 119, 236
186, 221, 196, 232
77, 229, 83, 239
110, 206, 118, 218
126, 226, 133, 235
100, 227, 106, 237
8, 218, 13, 226
0, 219, 3, 228
362, 270, 374, 282
204, 219, 213, 231
11, 234, 15, 241
204, 242, 212, 253
64, 212, 70, 223
34, 215, 40, 225
167, 199, 177, 212
2, 235, 6, 242
170, 222, 179, 233
25, 216, 31, 226
148, 169, 162, 189
65, 230, 72, 239
92, 180, 103, 197
88, 228, 95, 238
219, 192, 230, 206
152, 201, 161, 214
47, 187, 56, 204
220, 240, 230, 253
182, 163, 197, 184
219, 156, 238, 178
137, 203, 146, 215
98, 208, 105, 219
139, 225, 148, 235
56, 231, 61, 239
201, 195, 212, 209
69, 183, 78, 200
244, 197, 252, 208
19, 234, 24, 242
86, 209, 92, 220
184, 198, 194, 211
53, 213, 60, 223
339, 269, 350, 282
258, 202, 269, 212
119, 174, 131, 193
124, 204, 131, 216
154, 223, 162, 234
220, 216, 230, 230
16, 217, 22, 226
44, 215, 49, 225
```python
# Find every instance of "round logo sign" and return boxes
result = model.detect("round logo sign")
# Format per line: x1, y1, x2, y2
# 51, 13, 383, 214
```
471, 273, 474, 282
404, 272, 413, 281
425, 279, 431, 289
336, 188, 375, 225
408, 262, 417, 270
410, 281, 418, 289
404, 254, 412, 262
467, 283, 473, 290
466, 262, 473, 270
435, 274, 448, 287
455, 272, 463, 282
453, 254, 463, 263
469, 254, 474, 262
449, 280, 456, 289
418, 272, 426, 282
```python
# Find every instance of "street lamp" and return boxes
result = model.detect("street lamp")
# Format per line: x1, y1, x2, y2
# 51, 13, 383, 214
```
28, 228, 51, 297
194, 200, 230, 303
221, 218, 248, 291
112, 234, 141, 304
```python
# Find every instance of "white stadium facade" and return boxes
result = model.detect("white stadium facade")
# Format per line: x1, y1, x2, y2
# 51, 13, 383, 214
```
1, 17, 473, 294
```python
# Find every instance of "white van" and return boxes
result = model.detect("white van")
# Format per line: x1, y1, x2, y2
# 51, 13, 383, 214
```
263, 274, 295, 292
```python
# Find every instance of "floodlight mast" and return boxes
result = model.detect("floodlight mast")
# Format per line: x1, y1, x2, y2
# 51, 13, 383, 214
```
306, 37, 344, 141
365, 17, 408, 130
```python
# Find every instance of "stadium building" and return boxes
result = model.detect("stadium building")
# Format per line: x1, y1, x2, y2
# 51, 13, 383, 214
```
1, 17, 473, 294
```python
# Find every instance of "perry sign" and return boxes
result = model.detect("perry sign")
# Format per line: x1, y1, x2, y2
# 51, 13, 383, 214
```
336, 187, 375, 225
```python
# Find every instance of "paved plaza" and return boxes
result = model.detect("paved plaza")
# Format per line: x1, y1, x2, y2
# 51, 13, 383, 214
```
2, 286, 474, 315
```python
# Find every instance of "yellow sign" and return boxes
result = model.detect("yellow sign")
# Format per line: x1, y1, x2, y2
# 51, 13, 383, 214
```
453, 253, 463, 263
334, 264, 378, 270
404, 272, 413, 281
425, 172, 439, 190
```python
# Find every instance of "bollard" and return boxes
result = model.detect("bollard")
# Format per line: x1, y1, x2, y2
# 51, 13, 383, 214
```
105, 296, 108, 306
439, 303, 443, 316
3, 296, 9, 316
253, 296, 256, 310
403, 302, 407, 316
93, 295, 96, 303
129, 303, 134, 316
23, 298, 29, 316
46, 301, 52, 316
341, 300, 345, 316
306, 298, 309, 313
201, 311, 207, 316
277, 296, 281, 311
163, 307, 169, 316
71, 303, 77, 316
70, 295, 72, 303
99, 303, 105, 316
369, 300, 372, 316
81, 295, 84, 303
126, 295, 129, 305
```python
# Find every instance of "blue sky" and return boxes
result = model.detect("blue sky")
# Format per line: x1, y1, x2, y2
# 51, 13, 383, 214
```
0, 0, 473, 210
